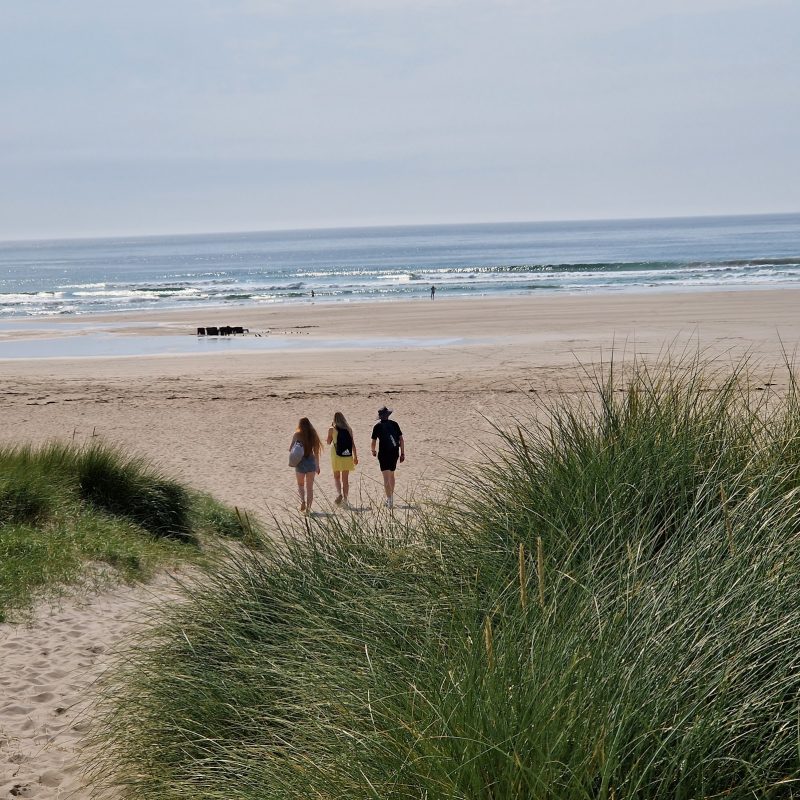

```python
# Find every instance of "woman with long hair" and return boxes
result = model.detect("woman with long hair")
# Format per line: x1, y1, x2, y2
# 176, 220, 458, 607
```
290, 417, 322, 513
326, 411, 358, 507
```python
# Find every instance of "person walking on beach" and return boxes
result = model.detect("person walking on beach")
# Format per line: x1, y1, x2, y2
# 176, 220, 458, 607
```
430, 285, 436, 300
326, 411, 358, 507
371, 406, 404, 509
290, 417, 322, 513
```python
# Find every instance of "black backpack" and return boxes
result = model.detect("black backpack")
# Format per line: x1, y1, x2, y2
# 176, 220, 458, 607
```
335, 426, 353, 457
376, 420, 400, 454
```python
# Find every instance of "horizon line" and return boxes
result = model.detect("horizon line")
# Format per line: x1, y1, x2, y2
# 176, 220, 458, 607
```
2, 209, 799, 247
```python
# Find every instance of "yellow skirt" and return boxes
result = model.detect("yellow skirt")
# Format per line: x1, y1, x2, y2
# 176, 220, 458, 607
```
331, 451, 356, 472
330, 428, 356, 472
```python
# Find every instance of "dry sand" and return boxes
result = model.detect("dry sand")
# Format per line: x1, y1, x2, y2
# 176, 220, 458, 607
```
4, 290, 800, 512
2, 289, 800, 797
0, 574, 186, 798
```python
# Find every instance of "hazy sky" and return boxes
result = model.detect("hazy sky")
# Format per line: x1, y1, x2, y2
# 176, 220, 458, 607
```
2, 0, 798, 240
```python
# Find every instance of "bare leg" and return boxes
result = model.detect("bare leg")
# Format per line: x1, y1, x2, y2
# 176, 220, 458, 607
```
296, 472, 306, 511
333, 471, 343, 504
305, 472, 316, 511
341, 471, 350, 502
381, 469, 396, 508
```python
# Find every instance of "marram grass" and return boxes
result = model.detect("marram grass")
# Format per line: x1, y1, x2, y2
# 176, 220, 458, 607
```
96, 355, 800, 799
0, 441, 249, 620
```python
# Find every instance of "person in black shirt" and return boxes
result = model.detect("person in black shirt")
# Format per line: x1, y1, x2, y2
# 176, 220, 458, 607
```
371, 405, 405, 509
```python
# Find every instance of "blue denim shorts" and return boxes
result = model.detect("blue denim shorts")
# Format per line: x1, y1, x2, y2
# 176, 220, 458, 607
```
295, 456, 317, 474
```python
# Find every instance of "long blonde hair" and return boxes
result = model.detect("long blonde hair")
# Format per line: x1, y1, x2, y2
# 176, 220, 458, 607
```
332, 411, 353, 435
296, 417, 322, 458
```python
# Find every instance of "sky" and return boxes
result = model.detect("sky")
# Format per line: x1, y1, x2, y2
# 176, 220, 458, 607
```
1, 0, 798, 240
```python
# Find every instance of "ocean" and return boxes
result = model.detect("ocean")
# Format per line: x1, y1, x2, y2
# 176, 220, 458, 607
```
1, 214, 799, 318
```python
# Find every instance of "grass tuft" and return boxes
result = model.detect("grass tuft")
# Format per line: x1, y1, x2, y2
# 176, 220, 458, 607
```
75, 443, 194, 541
0, 441, 249, 620
95, 354, 800, 799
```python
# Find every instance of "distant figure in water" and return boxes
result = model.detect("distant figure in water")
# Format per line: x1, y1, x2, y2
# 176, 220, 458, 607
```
310, 289, 315, 298
430, 285, 436, 300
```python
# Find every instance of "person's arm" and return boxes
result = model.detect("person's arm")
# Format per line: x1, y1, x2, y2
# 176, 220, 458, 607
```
326, 427, 334, 446
353, 440, 359, 465
289, 432, 298, 451
371, 434, 377, 457
399, 435, 405, 463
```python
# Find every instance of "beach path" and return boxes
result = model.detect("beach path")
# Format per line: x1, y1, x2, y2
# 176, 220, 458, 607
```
0, 574, 184, 799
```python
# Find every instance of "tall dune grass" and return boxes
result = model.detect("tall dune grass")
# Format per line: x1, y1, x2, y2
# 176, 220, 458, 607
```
96, 356, 800, 799
0, 441, 248, 620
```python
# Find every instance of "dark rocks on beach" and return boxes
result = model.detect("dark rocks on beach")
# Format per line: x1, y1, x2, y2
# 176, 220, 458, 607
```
196, 326, 249, 336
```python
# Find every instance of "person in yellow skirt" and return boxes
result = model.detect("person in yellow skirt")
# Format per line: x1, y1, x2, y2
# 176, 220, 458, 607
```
326, 411, 358, 507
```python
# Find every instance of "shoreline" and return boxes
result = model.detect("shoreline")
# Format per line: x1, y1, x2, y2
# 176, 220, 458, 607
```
4, 284, 800, 339
5, 280, 800, 322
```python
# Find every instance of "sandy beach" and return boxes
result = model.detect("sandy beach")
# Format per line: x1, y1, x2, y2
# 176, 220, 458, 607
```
3, 288, 800, 797
4, 290, 800, 513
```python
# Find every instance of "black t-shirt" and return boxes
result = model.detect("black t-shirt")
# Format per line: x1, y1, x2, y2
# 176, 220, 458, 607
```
371, 420, 402, 454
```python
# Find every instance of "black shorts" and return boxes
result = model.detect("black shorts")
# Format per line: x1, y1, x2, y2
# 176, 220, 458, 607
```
378, 450, 400, 472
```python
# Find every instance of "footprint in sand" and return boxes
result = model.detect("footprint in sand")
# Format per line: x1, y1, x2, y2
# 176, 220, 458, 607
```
39, 769, 64, 788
